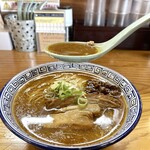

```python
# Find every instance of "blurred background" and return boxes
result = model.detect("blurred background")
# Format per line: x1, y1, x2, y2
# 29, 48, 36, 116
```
0, 0, 150, 50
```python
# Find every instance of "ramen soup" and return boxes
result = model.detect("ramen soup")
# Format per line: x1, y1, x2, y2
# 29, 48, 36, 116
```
12, 72, 127, 147
47, 42, 99, 56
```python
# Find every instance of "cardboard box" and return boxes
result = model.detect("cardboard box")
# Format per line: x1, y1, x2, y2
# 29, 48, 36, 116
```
0, 27, 13, 50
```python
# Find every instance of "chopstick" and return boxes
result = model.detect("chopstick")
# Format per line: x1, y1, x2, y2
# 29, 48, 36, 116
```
17, 0, 23, 20
17, 0, 48, 21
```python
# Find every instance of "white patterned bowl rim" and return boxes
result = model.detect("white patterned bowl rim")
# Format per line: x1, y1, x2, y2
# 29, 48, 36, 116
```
0, 62, 142, 150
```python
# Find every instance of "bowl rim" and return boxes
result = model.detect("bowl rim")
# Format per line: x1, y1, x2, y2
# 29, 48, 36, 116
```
0, 62, 142, 150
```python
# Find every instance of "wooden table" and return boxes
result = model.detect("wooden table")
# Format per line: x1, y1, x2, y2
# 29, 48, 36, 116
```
0, 49, 150, 150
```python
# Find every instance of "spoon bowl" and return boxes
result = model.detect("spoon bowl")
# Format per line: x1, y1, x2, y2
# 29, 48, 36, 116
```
44, 13, 150, 62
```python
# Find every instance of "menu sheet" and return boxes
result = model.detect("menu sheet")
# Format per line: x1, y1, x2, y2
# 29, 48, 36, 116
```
34, 10, 66, 52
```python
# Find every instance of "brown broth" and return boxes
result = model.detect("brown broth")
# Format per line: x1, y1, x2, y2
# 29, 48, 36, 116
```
47, 43, 99, 56
12, 72, 127, 147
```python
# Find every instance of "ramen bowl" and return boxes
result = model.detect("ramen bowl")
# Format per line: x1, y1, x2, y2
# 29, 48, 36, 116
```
0, 62, 142, 150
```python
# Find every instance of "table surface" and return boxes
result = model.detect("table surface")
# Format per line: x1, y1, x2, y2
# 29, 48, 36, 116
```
0, 49, 150, 150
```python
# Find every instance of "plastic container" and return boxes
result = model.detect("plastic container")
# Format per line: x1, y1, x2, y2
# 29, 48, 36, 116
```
129, 0, 150, 27
107, 0, 133, 27
84, 0, 106, 26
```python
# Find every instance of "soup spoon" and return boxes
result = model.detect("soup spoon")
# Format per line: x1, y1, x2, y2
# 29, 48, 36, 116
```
44, 13, 150, 62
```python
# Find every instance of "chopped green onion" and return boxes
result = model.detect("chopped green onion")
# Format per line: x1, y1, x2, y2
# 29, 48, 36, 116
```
45, 80, 88, 108
77, 97, 88, 108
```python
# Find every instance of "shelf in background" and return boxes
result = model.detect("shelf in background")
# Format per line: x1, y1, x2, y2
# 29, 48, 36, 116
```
73, 20, 150, 50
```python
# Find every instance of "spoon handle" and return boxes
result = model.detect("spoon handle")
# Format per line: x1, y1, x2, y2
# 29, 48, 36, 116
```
101, 13, 150, 51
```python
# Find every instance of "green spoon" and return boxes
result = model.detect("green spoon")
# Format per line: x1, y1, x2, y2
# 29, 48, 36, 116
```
44, 13, 150, 62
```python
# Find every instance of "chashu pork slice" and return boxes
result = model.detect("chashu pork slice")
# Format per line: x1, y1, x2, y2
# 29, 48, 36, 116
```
43, 104, 101, 130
